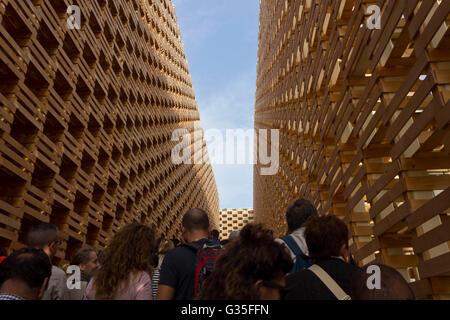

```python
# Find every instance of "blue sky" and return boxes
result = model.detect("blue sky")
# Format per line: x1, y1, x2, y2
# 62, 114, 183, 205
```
172, 0, 259, 209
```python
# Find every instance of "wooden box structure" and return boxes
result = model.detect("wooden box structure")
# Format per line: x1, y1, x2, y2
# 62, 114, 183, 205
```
255, 0, 450, 299
219, 208, 254, 240
0, 0, 219, 265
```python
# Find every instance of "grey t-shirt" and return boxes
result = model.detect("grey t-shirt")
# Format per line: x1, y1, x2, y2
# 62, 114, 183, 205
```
42, 265, 70, 300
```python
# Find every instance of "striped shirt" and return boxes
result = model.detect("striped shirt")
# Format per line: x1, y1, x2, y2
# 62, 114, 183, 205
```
152, 268, 160, 300
0, 294, 24, 300
152, 255, 166, 299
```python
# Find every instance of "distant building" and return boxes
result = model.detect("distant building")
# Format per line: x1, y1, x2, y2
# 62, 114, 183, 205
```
219, 209, 254, 240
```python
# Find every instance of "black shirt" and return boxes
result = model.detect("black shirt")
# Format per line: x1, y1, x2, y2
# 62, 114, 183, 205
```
159, 238, 211, 300
284, 258, 360, 300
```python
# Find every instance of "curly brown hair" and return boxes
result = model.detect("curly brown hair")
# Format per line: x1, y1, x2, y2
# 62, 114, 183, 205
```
197, 224, 293, 300
93, 223, 157, 299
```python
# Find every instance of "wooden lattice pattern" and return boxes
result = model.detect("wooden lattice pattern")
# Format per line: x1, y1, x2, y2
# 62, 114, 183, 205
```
0, 0, 219, 265
255, 0, 450, 299
219, 208, 254, 239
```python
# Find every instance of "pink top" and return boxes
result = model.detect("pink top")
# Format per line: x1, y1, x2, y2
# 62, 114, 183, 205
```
84, 271, 153, 300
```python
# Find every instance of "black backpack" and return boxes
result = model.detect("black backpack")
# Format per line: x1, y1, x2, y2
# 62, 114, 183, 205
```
183, 240, 224, 297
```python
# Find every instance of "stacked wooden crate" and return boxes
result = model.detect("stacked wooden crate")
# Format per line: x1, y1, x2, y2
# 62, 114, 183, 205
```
219, 208, 254, 240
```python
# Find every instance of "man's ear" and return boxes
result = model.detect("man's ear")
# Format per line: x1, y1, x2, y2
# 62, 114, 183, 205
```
44, 241, 56, 257
79, 264, 86, 273
253, 280, 263, 291
181, 227, 188, 243
340, 243, 350, 263
38, 277, 49, 300
252, 280, 264, 298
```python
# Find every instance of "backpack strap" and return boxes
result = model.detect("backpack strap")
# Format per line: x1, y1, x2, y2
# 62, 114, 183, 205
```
182, 239, 222, 251
308, 264, 351, 300
183, 240, 223, 298
280, 235, 307, 259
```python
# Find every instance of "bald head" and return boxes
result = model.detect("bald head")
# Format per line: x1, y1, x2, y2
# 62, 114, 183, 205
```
182, 208, 210, 232
351, 264, 415, 300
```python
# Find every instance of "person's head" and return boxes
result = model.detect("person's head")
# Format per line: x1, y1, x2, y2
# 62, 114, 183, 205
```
70, 248, 100, 277
181, 208, 210, 242
228, 230, 240, 241
0, 248, 52, 300
170, 238, 180, 247
210, 229, 220, 240
351, 264, 415, 300
93, 223, 157, 299
198, 224, 293, 300
286, 199, 318, 234
26, 222, 60, 259
158, 239, 175, 256
304, 215, 349, 262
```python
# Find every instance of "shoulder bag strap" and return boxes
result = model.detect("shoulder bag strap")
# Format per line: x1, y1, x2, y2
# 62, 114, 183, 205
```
280, 235, 304, 256
308, 264, 351, 300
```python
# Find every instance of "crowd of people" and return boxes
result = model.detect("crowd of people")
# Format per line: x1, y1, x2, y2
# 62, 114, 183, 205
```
0, 199, 415, 300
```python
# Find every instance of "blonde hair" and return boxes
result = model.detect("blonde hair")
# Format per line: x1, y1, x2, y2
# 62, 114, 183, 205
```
158, 239, 174, 255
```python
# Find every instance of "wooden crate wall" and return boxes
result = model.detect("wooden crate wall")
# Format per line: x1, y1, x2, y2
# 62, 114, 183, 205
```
254, 0, 450, 299
219, 208, 254, 239
0, 0, 219, 265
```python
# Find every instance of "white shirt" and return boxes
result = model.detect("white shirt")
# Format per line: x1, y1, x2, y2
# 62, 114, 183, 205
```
275, 227, 309, 264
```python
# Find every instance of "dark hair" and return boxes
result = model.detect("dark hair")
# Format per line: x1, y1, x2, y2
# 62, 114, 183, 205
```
0, 248, 51, 289
70, 248, 96, 266
351, 264, 415, 300
0, 246, 7, 257
97, 250, 105, 265
304, 215, 348, 260
286, 199, 318, 234
211, 229, 220, 240
151, 237, 164, 268
198, 224, 293, 300
26, 222, 58, 249
170, 238, 180, 247
182, 208, 210, 231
